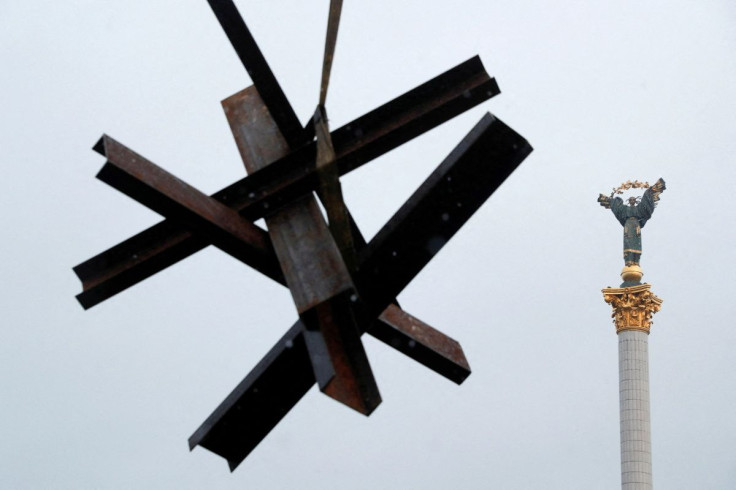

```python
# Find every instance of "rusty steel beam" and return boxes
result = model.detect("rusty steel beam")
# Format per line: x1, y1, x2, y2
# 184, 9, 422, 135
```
190, 113, 531, 470
370, 305, 470, 383
206, 0, 305, 148
89, 134, 472, 386
340, 213, 470, 385
358, 112, 532, 312
74, 56, 496, 308
224, 86, 381, 415
94, 135, 284, 283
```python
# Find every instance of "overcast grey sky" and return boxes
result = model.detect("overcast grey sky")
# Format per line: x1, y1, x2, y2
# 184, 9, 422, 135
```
2, 1, 736, 488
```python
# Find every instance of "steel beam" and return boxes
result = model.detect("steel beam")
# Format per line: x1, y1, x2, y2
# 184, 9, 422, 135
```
95, 136, 284, 283
370, 305, 470, 383
74, 56, 497, 308
188, 321, 313, 471
223, 86, 381, 415
358, 112, 532, 312
206, 0, 305, 148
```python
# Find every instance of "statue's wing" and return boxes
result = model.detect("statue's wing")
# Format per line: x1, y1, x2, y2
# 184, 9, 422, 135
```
638, 187, 658, 226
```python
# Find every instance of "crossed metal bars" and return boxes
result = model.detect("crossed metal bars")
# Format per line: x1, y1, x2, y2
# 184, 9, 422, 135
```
74, 0, 532, 471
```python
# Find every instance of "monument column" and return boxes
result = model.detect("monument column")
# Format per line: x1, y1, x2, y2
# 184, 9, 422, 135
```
598, 178, 665, 489
603, 282, 661, 489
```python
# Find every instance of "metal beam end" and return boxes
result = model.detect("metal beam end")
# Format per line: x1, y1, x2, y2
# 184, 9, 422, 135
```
75, 291, 95, 310
94, 162, 118, 190
71, 263, 85, 282
488, 77, 501, 97
453, 366, 472, 385
92, 135, 108, 156
188, 424, 207, 452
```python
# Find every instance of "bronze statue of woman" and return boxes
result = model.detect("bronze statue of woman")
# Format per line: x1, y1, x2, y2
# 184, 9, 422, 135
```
598, 178, 666, 284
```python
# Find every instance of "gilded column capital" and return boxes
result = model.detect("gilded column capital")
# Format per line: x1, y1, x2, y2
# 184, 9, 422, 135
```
602, 283, 662, 334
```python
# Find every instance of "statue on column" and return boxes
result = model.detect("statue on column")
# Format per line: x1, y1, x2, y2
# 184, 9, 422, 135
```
598, 178, 666, 285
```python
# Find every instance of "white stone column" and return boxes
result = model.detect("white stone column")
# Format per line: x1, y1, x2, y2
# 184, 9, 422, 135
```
618, 330, 652, 489
602, 282, 662, 490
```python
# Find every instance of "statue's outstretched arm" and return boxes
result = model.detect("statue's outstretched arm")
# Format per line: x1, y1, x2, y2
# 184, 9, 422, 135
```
610, 196, 628, 225
598, 194, 612, 209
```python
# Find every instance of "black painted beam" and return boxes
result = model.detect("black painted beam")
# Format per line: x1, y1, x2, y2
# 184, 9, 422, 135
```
358, 113, 532, 312
206, 0, 305, 147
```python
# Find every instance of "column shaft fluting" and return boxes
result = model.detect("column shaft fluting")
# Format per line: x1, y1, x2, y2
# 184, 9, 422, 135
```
618, 330, 652, 489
